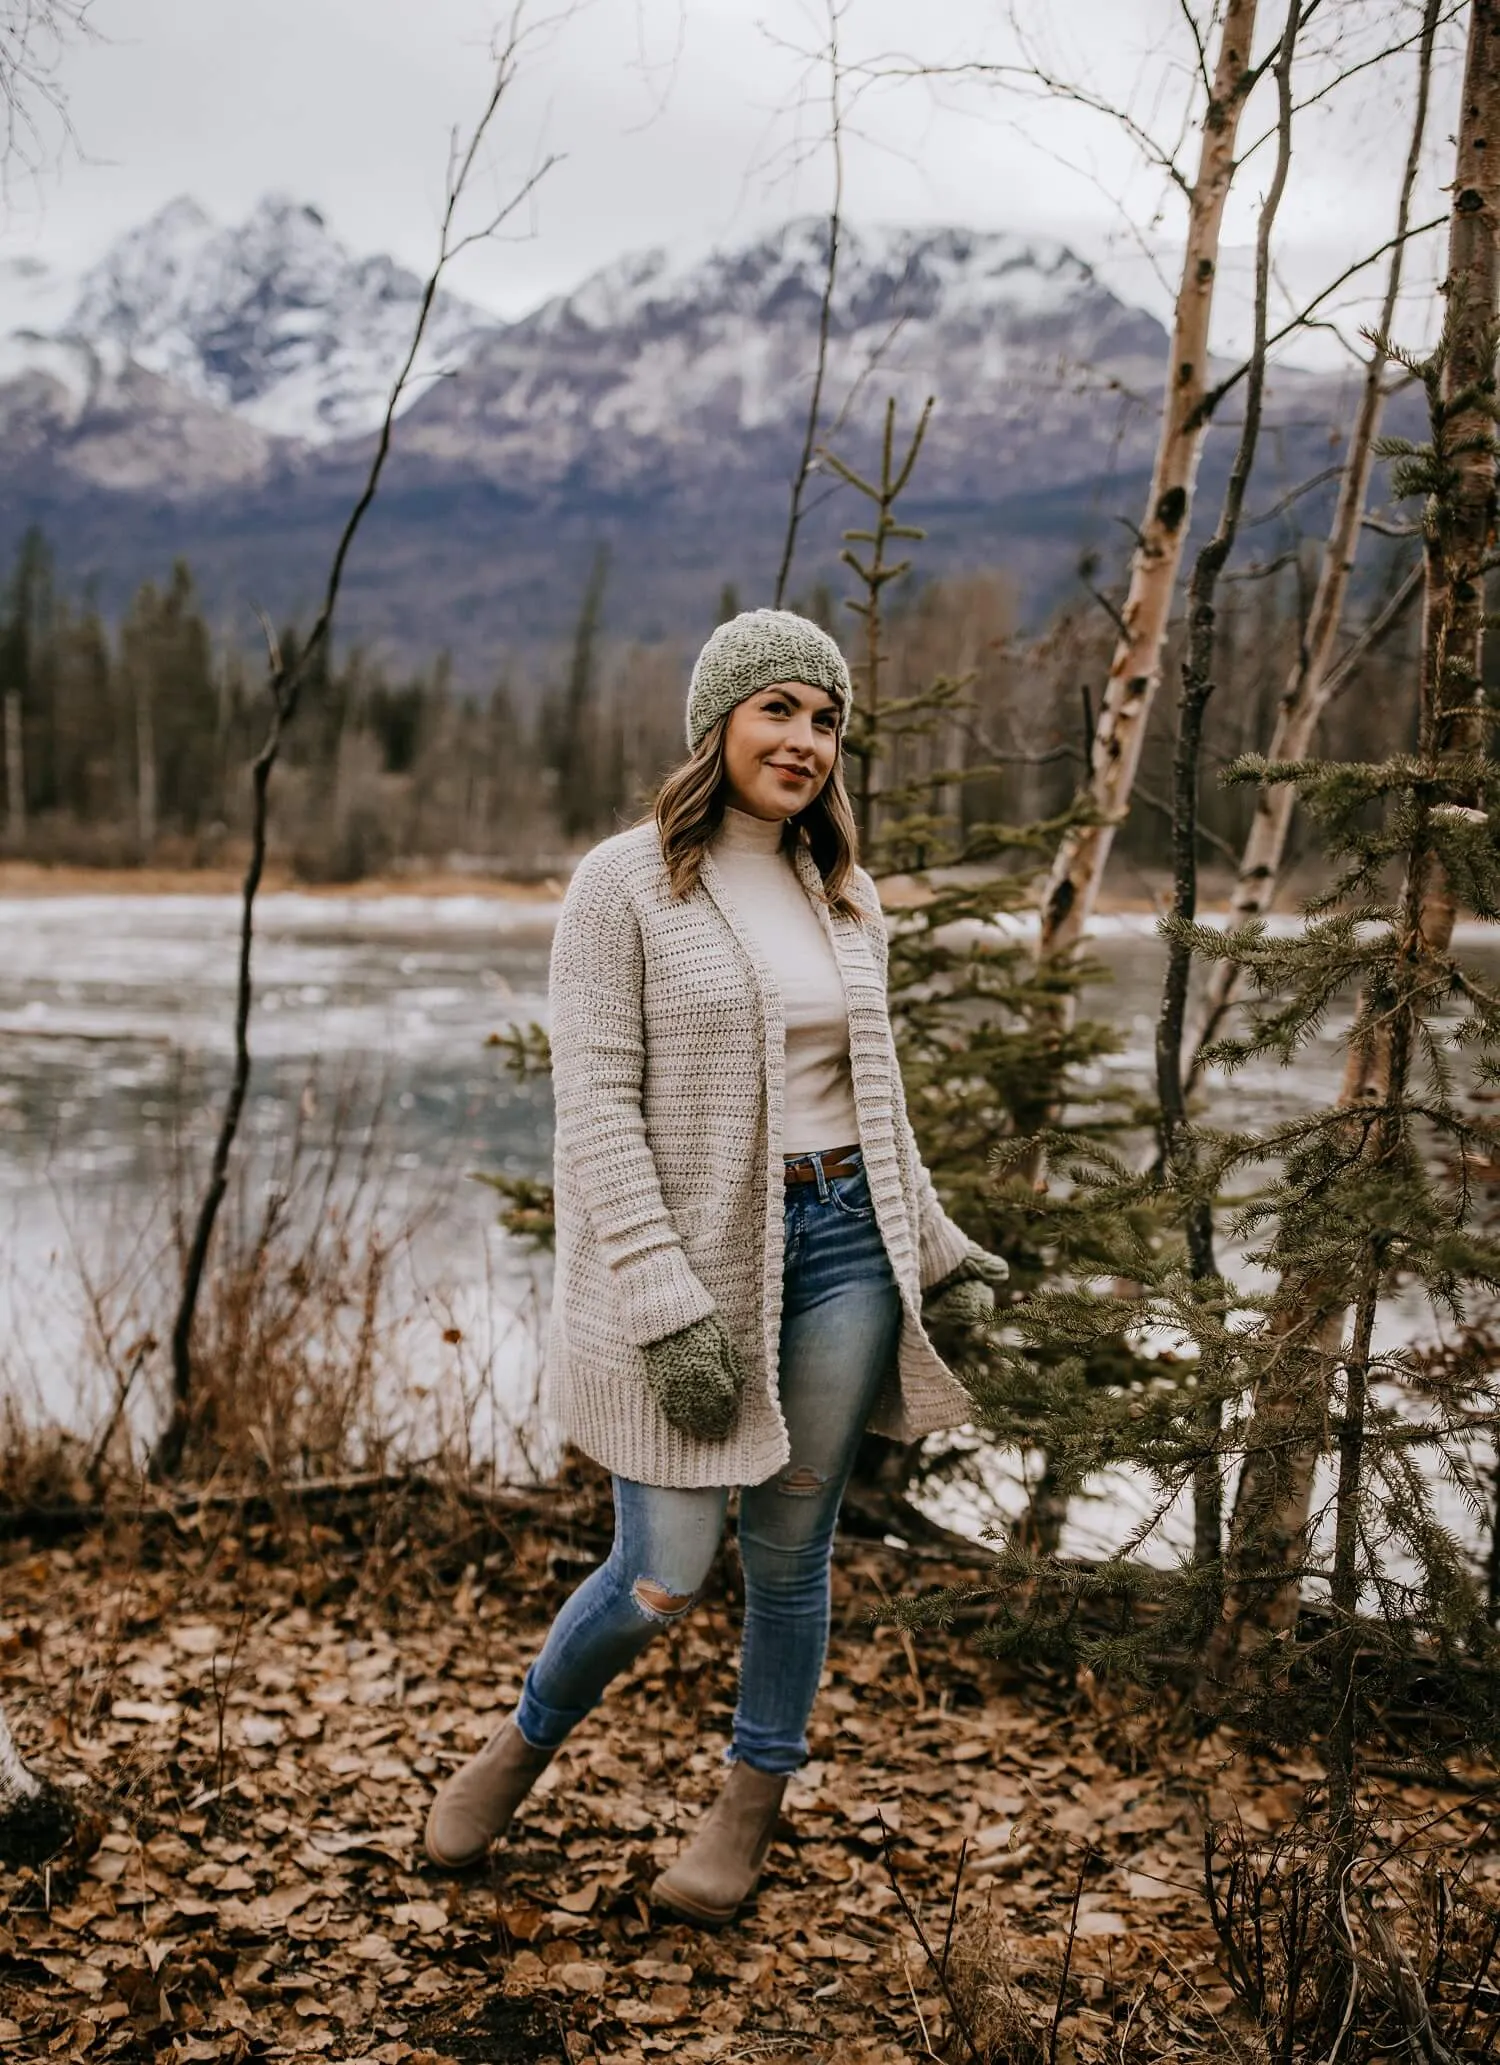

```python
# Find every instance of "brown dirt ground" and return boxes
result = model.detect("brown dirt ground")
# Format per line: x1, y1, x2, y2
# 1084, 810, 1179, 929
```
1, 1480, 1493, 2064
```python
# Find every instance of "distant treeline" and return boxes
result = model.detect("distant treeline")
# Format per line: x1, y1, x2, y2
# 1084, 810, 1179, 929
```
0, 524, 1428, 883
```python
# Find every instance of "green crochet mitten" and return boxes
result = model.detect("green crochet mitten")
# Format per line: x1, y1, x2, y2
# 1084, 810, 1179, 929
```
922, 1252, 1009, 1357
641, 1313, 746, 1441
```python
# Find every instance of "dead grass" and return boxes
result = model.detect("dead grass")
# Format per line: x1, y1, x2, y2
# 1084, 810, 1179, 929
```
0, 1065, 550, 1517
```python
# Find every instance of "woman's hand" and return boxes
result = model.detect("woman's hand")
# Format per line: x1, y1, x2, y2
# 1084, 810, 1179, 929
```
921, 1251, 1008, 1359
641, 1313, 746, 1441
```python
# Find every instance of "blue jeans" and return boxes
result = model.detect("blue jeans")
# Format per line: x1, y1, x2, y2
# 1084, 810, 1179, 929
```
515, 1149, 900, 1774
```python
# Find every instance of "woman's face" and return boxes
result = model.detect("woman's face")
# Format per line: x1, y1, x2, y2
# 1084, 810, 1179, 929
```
721, 681, 841, 820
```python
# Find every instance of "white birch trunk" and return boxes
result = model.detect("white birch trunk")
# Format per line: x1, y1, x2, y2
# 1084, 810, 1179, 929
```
1036, 0, 1261, 969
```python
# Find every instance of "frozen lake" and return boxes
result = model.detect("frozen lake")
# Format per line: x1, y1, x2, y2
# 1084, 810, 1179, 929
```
0, 892, 561, 1476
0, 888, 1493, 1567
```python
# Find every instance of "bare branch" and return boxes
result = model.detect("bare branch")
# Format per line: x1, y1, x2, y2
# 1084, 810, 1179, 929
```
290, 18, 561, 703
1244, 463, 1346, 529
1082, 577, 1130, 641
1323, 563, 1423, 706
1224, 548, 1302, 582
1175, 0, 1215, 101
1198, 214, 1449, 427
1033, 0, 1265, 1016
252, 606, 282, 679
1238, 0, 1467, 160
851, 47, 1192, 195
774, 0, 845, 610
1190, 0, 1443, 1091
0, 0, 96, 182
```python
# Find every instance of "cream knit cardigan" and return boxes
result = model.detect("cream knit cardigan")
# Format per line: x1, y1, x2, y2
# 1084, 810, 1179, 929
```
545, 821, 982, 1489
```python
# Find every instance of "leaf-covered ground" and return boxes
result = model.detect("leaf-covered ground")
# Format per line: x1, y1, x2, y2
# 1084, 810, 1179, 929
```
2, 1478, 1493, 2063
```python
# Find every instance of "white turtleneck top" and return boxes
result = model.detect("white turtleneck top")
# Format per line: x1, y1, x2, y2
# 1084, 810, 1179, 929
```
710, 807, 860, 1154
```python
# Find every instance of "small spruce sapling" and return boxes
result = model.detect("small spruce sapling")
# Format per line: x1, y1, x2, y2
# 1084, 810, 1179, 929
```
823, 400, 1152, 1544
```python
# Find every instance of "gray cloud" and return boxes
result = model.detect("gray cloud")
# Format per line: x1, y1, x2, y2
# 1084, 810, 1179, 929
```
0, 0, 1465, 367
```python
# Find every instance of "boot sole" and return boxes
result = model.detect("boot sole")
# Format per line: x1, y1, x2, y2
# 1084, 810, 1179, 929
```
649, 1871, 757, 1927
423, 1833, 490, 1870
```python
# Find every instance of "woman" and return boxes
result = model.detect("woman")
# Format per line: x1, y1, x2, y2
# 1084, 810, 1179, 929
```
424, 608, 1005, 1922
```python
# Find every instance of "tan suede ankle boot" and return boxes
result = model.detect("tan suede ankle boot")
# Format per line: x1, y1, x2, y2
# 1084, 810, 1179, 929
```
423, 1718, 555, 1869
651, 1761, 789, 1925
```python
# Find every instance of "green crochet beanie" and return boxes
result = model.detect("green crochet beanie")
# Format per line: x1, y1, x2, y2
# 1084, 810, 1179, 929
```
686, 608, 852, 749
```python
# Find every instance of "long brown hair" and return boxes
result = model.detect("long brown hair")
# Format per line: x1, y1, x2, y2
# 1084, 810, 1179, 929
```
653, 719, 867, 919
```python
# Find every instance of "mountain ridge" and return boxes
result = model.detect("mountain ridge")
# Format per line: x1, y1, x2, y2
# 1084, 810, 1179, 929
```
0, 196, 1358, 665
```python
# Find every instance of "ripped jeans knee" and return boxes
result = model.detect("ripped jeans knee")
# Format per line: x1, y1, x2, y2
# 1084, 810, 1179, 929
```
774, 1463, 828, 1498
629, 1574, 700, 1622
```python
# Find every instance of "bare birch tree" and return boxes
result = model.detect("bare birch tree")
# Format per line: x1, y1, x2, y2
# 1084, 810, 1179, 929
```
1205, 0, 1500, 1683
1033, 0, 1263, 980
1185, 0, 1444, 1079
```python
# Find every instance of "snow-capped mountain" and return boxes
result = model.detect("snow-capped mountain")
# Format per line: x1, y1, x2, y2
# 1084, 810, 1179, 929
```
539, 218, 1157, 357
7, 193, 490, 443
394, 218, 1169, 495
0, 199, 1352, 660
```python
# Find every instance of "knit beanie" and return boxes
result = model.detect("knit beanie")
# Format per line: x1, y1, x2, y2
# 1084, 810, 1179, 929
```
685, 608, 852, 749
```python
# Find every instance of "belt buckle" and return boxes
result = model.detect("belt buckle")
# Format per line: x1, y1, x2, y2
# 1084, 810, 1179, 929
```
783, 1147, 857, 1188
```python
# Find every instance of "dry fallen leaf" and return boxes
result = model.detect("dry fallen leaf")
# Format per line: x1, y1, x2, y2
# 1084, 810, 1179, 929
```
555, 1960, 608, 1994
170, 1624, 224, 1657
38, 1957, 106, 1997
5, 1491, 1492, 2065
394, 1901, 449, 1935
347, 1932, 396, 1961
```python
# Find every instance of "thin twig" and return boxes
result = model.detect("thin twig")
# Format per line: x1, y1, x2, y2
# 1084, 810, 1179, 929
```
878, 1814, 984, 2065
1323, 564, 1423, 705
0, 0, 96, 184
1048, 1843, 1092, 2065
210, 1605, 249, 1810
773, 0, 844, 609
1196, 212, 1448, 428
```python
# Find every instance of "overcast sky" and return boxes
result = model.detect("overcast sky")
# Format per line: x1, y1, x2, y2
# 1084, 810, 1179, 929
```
0, 0, 1468, 367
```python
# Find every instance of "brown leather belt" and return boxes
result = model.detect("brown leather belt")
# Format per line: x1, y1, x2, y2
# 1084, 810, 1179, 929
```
784, 1145, 862, 1187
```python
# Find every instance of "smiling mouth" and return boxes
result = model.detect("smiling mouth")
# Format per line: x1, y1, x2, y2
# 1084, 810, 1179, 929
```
769, 764, 813, 780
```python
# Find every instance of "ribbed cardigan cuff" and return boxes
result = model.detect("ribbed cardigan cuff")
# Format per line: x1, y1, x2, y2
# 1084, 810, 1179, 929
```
613, 1246, 717, 1347
918, 1208, 977, 1291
